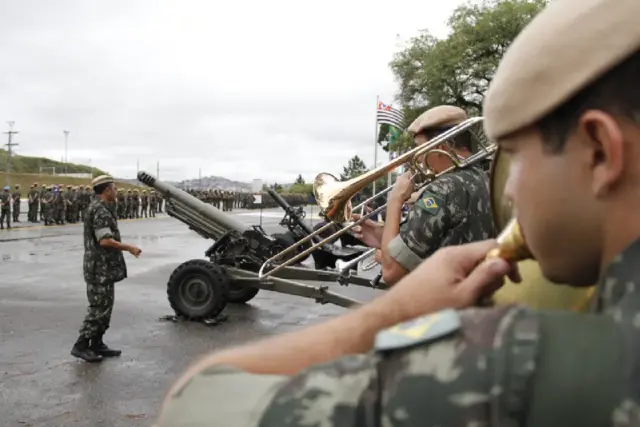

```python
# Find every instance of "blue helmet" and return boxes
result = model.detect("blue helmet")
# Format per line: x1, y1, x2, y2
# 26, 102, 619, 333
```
3, 186, 9, 191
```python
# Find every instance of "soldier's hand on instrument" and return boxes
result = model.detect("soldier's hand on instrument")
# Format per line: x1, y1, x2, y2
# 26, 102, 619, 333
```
378, 240, 516, 320
350, 213, 383, 249
389, 172, 415, 202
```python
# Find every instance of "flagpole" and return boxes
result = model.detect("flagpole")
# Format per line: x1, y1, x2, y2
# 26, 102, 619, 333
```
373, 95, 379, 196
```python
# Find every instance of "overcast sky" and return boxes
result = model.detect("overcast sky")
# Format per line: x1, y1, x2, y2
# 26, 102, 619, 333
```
0, 0, 470, 184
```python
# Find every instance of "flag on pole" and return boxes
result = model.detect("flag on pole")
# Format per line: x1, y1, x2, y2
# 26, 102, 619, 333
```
376, 100, 405, 130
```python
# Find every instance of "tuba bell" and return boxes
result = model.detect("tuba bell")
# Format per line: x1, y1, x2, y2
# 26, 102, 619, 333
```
486, 147, 596, 312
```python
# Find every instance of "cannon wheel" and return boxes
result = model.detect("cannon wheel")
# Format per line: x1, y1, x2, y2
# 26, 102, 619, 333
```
167, 259, 229, 320
226, 282, 260, 304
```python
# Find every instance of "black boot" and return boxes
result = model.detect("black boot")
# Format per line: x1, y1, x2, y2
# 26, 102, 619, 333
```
91, 335, 122, 357
71, 337, 103, 362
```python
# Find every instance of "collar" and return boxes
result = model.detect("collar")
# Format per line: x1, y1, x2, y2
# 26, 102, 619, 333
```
592, 237, 640, 312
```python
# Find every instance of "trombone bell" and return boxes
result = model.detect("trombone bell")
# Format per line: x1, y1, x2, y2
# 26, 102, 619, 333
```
313, 173, 353, 224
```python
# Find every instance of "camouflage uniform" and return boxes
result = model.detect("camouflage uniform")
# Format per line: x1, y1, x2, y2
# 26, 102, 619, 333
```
72, 178, 128, 363
0, 186, 11, 229
149, 191, 157, 217
154, 237, 640, 426
388, 167, 496, 272
28, 183, 39, 222
42, 187, 54, 225
11, 184, 21, 222
141, 190, 148, 218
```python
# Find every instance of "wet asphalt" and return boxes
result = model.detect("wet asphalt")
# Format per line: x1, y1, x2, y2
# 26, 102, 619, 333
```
0, 205, 383, 427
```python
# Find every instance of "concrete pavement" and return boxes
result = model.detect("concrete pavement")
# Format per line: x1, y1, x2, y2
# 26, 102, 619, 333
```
0, 207, 382, 427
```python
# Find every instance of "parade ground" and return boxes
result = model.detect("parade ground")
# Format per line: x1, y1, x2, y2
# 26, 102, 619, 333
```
0, 207, 383, 427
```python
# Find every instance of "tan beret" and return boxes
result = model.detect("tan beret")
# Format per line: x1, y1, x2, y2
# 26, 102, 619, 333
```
407, 105, 468, 135
484, 0, 640, 140
92, 174, 115, 187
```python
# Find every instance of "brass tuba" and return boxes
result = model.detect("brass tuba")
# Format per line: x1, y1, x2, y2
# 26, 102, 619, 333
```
486, 147, 596, 312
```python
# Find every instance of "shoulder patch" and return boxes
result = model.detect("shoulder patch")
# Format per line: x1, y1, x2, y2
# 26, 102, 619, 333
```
374, 309, 461, 352
415, 191, 445, 215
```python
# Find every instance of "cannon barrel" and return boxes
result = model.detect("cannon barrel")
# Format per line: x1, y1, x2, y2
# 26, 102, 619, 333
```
137, 171, 249, 235
267, 188, 316, 236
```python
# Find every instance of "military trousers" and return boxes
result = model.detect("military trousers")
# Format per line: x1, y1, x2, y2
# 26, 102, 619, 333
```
0, 209, 10, 227
79, 281, 115, 340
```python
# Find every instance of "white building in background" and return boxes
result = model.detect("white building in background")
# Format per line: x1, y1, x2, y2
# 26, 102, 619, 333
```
252, 179, 263, 193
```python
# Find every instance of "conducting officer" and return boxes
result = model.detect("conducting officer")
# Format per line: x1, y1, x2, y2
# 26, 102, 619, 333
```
70, 175, 142, 363
353, 105, 496, 285
153, 0, 640, 425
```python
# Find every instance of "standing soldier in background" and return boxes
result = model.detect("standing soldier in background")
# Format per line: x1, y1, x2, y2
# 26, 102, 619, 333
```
28, 183, 39, 222
132, 189, 140, 219
141, 190, 149, 218
64, 185, 72, 223
54, 186, 65, 225
70, 175, 142, 363
11, 184, 21, 223
39, 183, 46, 221
149, 190, 156, 217
116, 189, 126, 219
76, 186, 84, 222
125, 189, 133, 219
1, 186, 11, 229
157, 193, 164, 213
42, 186, 54, 226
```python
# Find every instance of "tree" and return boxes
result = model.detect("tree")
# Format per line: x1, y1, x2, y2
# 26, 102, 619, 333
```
295, 174, 305, 185
338, 155, 389, 203
389, 0, 548, 115
269, 182, 284, 192
340, 155, 368, 180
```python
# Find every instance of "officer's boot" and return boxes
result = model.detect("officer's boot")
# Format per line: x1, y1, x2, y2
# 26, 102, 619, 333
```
90, 335, 122, 357
71, 336, 103, 362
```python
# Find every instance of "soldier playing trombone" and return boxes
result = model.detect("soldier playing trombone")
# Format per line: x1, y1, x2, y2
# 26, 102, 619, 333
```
352, 105, 496, 285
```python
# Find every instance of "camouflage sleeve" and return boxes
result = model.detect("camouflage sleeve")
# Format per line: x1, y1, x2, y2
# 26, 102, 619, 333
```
153, 306, 538, 426
254, 306, 539, 426
387, 176, 461, 271
93, 205, 116, 241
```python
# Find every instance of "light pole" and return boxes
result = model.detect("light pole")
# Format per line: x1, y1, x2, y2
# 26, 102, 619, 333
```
63, 130, 70, 173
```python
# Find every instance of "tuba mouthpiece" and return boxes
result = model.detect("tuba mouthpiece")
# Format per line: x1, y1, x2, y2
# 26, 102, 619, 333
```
486, 218, 533, 262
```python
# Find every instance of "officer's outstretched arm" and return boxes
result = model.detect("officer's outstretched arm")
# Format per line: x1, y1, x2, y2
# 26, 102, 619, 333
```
155, 305, 626, 426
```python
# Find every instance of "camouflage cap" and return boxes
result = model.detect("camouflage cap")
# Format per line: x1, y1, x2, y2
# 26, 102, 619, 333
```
85, 186, 91, 190
92, 174, 115, 187
483, 0, 640, 140
15, 184, 20, 188
407, 105, 468, 135
67, 185, 72, 189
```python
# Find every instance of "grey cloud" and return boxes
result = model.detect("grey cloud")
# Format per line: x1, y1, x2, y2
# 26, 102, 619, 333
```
1, 0, 463, 183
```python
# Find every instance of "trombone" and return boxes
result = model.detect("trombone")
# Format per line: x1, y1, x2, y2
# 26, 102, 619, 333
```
258, 116, 495, 280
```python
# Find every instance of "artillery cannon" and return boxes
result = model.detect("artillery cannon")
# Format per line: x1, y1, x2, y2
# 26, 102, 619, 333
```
136, 171, 384, 321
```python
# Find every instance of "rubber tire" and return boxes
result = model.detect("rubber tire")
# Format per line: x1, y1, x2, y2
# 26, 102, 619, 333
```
226, 284, 260, 304
167, 259, 229, 320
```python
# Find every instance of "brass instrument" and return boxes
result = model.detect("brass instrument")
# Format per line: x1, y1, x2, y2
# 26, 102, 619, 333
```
258, 117, 494, 280
486, 147, 596, 312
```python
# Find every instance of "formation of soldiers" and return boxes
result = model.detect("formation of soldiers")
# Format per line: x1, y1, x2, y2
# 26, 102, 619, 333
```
24, 183, 95, 226
114, 188, 163, 219
0, 182, 163, 227
186, 188, 310, 210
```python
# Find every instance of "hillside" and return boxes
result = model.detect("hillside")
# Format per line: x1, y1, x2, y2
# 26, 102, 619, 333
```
0, 149, 144, 192
175, 176, 253, 191
0, 149, 108, 176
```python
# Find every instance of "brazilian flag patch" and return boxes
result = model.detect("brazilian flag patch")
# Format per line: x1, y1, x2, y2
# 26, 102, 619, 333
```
416, 191, 444, 215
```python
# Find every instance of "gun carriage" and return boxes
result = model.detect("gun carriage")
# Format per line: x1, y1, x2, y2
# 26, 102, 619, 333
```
138, 117, 595, 321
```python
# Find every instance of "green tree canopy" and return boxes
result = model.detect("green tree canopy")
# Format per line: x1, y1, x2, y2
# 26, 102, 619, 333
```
389, 0, 548, 116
